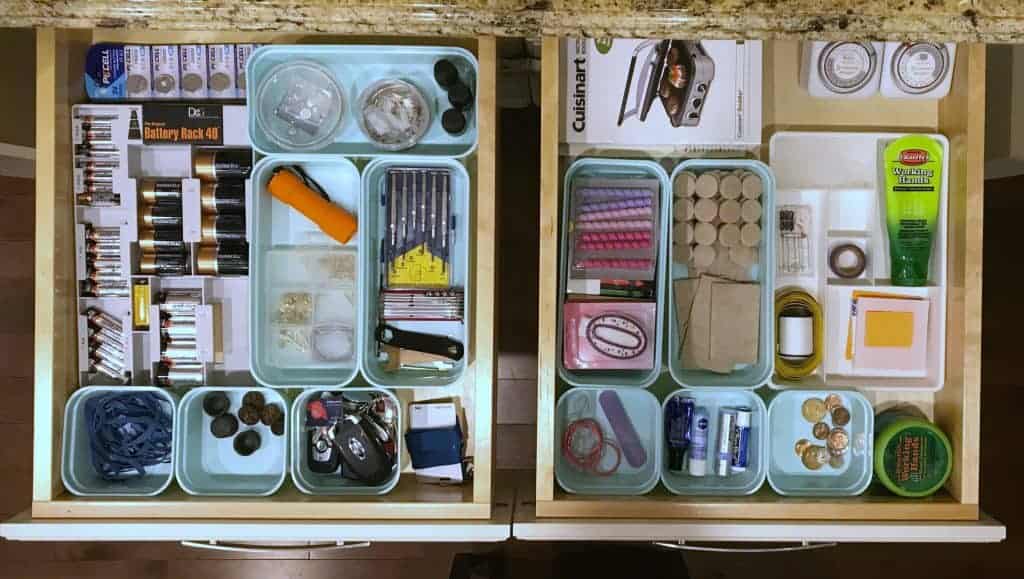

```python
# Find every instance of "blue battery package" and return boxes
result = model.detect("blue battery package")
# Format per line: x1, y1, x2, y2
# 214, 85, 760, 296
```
84, 43, 128, 100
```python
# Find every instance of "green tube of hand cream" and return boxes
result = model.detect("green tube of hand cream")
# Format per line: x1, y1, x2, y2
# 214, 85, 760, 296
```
884, 135, 942, 286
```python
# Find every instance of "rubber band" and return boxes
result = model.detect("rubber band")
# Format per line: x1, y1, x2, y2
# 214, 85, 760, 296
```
562, 417, 622, 475
85, 392, 173, 481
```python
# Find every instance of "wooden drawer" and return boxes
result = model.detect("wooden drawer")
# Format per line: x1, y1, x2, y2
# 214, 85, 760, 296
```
534, 37, 1003, 536
17, 29, 499, 529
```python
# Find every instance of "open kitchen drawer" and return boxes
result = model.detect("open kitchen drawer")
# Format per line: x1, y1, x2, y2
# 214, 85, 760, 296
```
531, 38, 1005, 542
1, 29, 501, 541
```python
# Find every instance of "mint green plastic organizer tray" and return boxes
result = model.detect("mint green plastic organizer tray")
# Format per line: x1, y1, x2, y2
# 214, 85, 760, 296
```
290, 388, 402, 495
360, 157, 471, 388
62, 386, 177, 497
249, 155, 362, 388
667, 159, 776, 389
247, 45, 478, 157
175, 387, 289, 497
557, 158, 671, 389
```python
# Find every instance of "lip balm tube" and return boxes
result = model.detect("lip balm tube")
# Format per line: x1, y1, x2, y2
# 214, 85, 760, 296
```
716, 409, 737, 476
688, 407, 710, 476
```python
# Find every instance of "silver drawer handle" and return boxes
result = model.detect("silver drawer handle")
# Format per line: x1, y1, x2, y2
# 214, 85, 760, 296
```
653, 540, 837, 553
181, 540, 371, 553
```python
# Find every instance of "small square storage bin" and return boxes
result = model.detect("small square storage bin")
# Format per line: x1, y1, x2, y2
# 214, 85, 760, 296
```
555, 387, 661, 495
766, 389, 873, 496
360, 157, 471, 388
62, 386, 177, 497
660, 388, 767, 496
247, 45, 478, 157
667, 159, 776, 389
249, 155, 361, 387
290, 387, 402, 495
174, 387, 288, 496
557, 158, 671, 389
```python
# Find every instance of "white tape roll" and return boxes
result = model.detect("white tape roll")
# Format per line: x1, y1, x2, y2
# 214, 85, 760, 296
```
779, 315, 814, 358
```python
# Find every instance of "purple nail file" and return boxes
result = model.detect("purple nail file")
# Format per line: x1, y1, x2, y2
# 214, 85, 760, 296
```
598, 390, 647, 468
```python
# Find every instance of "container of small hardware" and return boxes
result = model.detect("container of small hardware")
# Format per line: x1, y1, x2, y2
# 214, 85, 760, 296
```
555, 387, 662, 495
247, 44, 477, 389
667, 159, 776, 389
175, 387, 289, 496
557, 158, 671, 389
62, 386, 178, 497
766, 389, 873, 496
660, 388, 768, 496
290, 388, 402, 495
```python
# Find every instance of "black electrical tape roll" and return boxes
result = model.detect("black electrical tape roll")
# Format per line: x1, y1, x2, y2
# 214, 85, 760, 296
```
829, 243, 867, 279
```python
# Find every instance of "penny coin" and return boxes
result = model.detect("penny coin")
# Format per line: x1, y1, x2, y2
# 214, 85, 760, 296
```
801, 398, 827, 422
832, 406, 851, 426
829, 453, 845, 469
794, 438, 812, 457
801, 445, 829, 470
827, 427, 850, 453
824, 393, 843, 411
812, 422, 830, 440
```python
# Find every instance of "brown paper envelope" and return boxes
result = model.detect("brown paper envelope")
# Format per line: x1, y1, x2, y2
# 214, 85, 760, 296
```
710, 282, 760, 367
684, 275, 717, 369
674, 278, 700, 350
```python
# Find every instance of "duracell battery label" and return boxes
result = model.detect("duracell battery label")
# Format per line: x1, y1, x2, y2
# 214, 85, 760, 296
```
142, 103, 224, 145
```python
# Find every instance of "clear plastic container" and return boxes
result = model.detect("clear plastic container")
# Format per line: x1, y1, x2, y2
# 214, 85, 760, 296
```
557, 158, 672, 389
660, 388, 767, 496
667, 159, 776, 389
290, 388, 402, 495
62, 386, 177, 497
247, 45, 478, 157
175, 387, 289, 496
356, 79, 432, 152
254, 60, 346, 152
359, 157, 471, 388
766, 389, 873, 496
555, 387, 661, 495
249, 155, 362, 387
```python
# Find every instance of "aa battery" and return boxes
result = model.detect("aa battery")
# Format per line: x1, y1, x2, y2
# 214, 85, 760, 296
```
201, 213, 246, 244
157, 362, 204, 386
162, 343, 198, 361
77, 192, 120, 207
86, 269, 127, 283
85, 226, 121, 242
729, 407, 753, 473
90, 325, 125, 346
138, 227, 185, 252
84, 282, 130, 297
196, 244, 248, 275
92, 358, 126, 381
87, 243, 121, 258
161, 317, 197, 338
92, 340, 126, 362
139, 179, 183, 204
86, 308, 123, 332
139, 253, 188, 276
200, 181, 246, 214
716, 409, 737, 477
77, 157, 120, 169
139, 203, 183, 228
193, 149, 252, 181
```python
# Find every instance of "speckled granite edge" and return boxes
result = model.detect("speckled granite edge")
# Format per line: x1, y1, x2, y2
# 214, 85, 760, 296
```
4, 1, 1024, 42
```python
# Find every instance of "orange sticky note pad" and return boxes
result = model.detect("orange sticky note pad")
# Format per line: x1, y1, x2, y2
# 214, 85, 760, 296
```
864, 310, 914, 348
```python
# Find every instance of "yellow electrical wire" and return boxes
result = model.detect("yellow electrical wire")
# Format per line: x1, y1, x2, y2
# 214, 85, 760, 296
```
774, 288, 823, 380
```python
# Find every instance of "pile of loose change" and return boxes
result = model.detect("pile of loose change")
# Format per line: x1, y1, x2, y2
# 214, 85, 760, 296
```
794, 393, 850, 471
203, 390, 284, 457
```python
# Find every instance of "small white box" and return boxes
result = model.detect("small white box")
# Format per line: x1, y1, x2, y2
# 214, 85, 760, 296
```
800, 41, 884, 99
207, 44, 237, 99
151, 45, 181, 99
124, 45, 152, 100
179, 45, 208, 99
235, 44, 258, 99
880, 42, 956, 100
561, 39, 762, 151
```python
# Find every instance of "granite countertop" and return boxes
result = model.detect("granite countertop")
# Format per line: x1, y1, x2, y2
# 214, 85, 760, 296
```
4, 0, 1023, 42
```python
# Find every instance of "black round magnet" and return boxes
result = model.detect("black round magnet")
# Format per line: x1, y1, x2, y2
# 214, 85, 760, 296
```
441, 108, 467, 135
234, 429, 261, 456
448, 82, 473, 110
433, 59, 459, 89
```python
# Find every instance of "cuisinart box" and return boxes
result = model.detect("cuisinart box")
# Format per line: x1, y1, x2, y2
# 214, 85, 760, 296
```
562, 39, 762, 151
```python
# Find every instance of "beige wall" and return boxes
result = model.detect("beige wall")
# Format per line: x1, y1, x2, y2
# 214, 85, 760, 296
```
0, 28, 34, 147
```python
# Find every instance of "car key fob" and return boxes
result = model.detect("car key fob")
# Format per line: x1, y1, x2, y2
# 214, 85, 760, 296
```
598, 390, 647, 468
308, 426, 340, 474
335, 415, 394, 485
